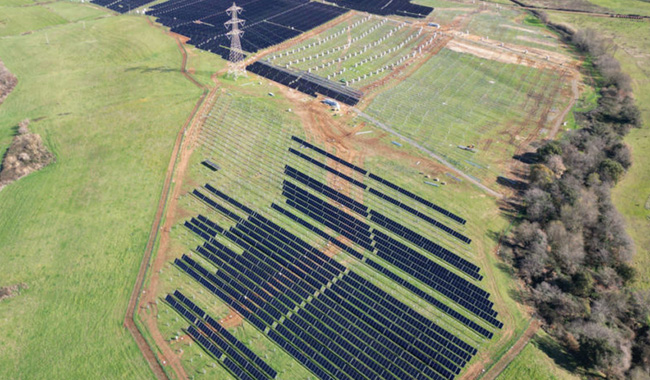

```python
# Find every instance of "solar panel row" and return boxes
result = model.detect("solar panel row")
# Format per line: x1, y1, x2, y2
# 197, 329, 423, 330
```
193, 189, 243, 222
166, 293, 277, 379
282, 182, 374, 251
288, 147, 367, 189
285, 165, 368, 216
247, 61, 363, 106
367, 173, 466, 225
369, 210, 482, 280
204, 183, 255, 215
368, 187, 471, 244
291, 136, 368, 175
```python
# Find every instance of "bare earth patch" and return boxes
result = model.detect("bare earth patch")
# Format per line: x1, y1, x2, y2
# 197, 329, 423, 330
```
0, 119, 54, 190
0, 283, 27, 302
0, 58, 18, 106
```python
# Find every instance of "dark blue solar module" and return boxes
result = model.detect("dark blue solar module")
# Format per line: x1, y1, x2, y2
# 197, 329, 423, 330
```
368, 187, 471, 244
370, 210, 482, 280
201, 160, 220, 171
288, 147, 367, 189
291, 136, 367, 175
90, 0, 154, 13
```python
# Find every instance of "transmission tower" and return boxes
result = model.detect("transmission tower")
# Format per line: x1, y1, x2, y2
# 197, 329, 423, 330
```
225, 2, 246, 78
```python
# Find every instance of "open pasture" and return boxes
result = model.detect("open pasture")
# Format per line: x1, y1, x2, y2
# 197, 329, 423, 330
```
364, 47, 570, 187
0, 1, 223, 378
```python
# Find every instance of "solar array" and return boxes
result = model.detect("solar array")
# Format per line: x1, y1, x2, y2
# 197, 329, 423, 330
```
177, 200, 481, 380
166, 291, 278, 380
247, 61, 364, 106
90, 0, 153, 13
142, 0, 347, 58
326, 0, 433, 17
166, 103, 504, 379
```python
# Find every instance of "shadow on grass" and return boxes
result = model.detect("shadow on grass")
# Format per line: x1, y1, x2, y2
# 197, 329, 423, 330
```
531, 333, 580, 374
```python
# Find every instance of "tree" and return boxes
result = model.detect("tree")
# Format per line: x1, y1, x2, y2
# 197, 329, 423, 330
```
599, 159, 625, 183
524, 188, 555, 222
538, 140, 563, 159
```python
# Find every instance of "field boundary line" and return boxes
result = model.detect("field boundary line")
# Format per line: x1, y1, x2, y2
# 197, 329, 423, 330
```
353, 108, 504, 198
124, 19, 209, 380
475, 318, 541, 380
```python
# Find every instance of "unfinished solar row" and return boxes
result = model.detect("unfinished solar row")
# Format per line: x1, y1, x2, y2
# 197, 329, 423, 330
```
166, 291, 277, 380
290, 136, 467, 225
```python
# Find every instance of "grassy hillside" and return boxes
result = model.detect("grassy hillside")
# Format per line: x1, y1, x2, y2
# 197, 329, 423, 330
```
498, 331, 580, 380
0, 2, 221, 378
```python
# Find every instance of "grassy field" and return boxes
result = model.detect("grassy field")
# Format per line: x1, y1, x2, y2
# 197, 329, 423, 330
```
364, 47, 569, 187
0, 2, 222, 378
497, 331, 580, 380
542, 12, 650, 289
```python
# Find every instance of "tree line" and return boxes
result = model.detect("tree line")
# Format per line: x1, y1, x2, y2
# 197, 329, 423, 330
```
501, 19, 649, 379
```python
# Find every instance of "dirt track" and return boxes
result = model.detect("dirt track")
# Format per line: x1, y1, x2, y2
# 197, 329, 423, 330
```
124, 19, 212, 380
476, 319, 542, 380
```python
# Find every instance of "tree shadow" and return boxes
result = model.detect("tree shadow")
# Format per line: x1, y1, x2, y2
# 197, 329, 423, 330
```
513, 151, 539, 164
531, 333, 580, 374
497, 176, 528, 192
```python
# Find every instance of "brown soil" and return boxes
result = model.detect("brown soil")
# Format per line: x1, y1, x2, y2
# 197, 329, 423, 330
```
0, 121, 54, 190
220, 309, 244, 329
0, 283, 27, 302
516, 34, 557, 47
0, 58, 17, 106
446, 37, 575, 70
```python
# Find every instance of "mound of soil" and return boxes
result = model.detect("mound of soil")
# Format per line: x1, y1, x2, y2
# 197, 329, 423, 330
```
0, 58, 18, 105
0, 120, 54, 189
0, 283, 27, 302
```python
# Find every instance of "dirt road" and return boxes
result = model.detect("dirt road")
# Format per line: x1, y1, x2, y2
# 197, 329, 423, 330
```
477, 319, 542, 380
353, 109, 504, 198
124, 20, 210, 380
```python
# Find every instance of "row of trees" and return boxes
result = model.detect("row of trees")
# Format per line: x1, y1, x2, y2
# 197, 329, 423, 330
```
502, 24, 649, 379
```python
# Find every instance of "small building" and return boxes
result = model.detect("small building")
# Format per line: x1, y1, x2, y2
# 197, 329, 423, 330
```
428, 22, 440, 28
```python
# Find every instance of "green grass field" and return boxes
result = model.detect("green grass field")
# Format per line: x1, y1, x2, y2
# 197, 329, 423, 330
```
543, 12, 650, 290
364, 47, 569, 187
0, 2, 222, 378
497, 331, 580, 380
